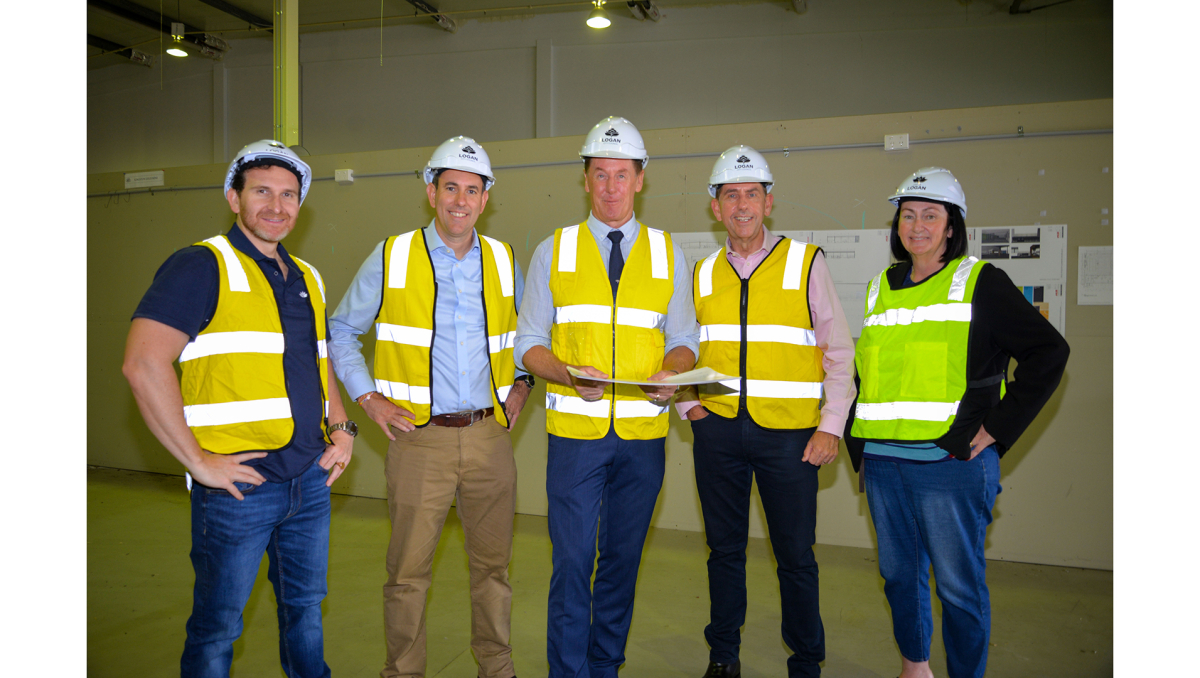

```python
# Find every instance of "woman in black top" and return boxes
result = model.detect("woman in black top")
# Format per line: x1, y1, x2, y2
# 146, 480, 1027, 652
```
844, 167, 1069, 678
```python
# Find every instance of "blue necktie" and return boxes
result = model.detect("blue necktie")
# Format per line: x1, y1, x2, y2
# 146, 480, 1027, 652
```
607, 230, 624, 297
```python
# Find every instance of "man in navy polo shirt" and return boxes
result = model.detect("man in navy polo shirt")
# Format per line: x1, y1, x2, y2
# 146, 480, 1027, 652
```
123, 140, 356, 678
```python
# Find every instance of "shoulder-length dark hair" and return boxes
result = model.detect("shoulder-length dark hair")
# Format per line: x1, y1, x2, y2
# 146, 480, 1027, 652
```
889, 198, 968, 264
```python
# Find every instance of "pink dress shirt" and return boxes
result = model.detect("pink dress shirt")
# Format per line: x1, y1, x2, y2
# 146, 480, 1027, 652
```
676, 227, 857, 437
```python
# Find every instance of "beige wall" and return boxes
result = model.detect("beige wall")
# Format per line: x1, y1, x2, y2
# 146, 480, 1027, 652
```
89, 100, 1113, 569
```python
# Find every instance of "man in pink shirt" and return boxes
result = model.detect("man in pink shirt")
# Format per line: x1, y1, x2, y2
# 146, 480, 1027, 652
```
677, 146, 856, 678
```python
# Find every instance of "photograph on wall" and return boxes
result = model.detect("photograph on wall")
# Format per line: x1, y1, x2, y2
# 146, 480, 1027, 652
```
982, 244, 1010, 259
1011, 227, 1041, 243
981, 228, 1011, 243
1009, 244, 1041, 259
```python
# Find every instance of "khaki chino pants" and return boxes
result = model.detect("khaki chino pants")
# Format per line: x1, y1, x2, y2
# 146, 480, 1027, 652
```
382, 416, 516, 678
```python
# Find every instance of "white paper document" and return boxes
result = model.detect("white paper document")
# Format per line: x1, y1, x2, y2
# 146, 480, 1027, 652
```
1077, 246, 1113, 305
566, 366, 736, 386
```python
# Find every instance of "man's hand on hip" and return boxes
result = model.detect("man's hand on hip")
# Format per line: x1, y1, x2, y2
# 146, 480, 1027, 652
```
361, 394, 416, 439
802, 431, 840, 467
190, 450, 268, 500
319, 430, 355, 486
504, 380, 533, 431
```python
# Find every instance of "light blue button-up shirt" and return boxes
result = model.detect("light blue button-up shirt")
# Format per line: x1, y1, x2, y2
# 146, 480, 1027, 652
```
328, 221, 525, 416
514, 212, 699, 371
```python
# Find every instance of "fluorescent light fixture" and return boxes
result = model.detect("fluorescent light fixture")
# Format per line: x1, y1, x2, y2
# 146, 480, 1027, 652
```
587, 1, 611, 28
166, 46, 188, 57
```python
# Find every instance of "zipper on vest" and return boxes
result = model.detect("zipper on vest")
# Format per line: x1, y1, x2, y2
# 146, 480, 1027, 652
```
610, 292, 617, 422
738, 277, 749, 414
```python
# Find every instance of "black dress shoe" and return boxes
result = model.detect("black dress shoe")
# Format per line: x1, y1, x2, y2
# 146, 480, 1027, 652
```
702, 661, 741, 678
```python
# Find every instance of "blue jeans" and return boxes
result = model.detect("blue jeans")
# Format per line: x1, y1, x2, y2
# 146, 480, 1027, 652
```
545, 428, 665, 678
182, 461, 332, 678
690, 410, 824, 678
864, 447, 1001, 678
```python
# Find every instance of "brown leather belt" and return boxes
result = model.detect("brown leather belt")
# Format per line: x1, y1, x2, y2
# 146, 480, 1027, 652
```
428, 407, 494, 428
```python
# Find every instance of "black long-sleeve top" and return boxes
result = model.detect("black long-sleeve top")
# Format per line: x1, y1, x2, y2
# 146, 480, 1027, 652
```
844, 261, 1070, 470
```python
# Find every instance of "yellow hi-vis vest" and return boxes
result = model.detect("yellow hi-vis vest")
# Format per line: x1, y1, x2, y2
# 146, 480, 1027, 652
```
179, 235, 331, 454
851, 255, 986, 442
693, 238, 825, 429
373, 229, 519, 428
546, 222, 675, 440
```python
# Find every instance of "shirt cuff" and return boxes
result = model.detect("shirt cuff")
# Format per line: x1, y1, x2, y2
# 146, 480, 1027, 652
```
675, 399, 700, 420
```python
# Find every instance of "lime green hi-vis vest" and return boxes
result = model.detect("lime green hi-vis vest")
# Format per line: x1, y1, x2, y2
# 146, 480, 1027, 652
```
545, 222, 676, 440
851, 255, 986, 443
373, 229, 519, 427
179, 235, 331, 454
693, 238, 825, 429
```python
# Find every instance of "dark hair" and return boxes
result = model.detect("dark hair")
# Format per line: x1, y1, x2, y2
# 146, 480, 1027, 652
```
230, 158, 303, 195
889, 198, 968, 264
430, 168, 488, 190
713, 182, 768, 199
583, 156, 643, 174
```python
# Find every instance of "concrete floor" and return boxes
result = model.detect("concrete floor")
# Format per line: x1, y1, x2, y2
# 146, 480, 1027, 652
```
88, 467, 1112, 677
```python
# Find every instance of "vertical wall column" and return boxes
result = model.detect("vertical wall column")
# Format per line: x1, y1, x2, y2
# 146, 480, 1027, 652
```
273, 0, 300, 146
536, 39, 553, 138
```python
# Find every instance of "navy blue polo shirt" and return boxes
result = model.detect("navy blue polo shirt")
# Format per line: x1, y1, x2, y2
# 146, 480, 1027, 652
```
132, 224, 327, 483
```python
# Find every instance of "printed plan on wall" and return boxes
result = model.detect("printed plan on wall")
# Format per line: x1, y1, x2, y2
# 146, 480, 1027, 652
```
674, 225, 1068, 337
965, 225, 1068, 335
1077, 246, 1113, 305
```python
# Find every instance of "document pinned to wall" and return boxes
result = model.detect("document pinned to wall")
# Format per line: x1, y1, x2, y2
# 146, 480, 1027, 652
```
672, 229, 894, 337
966, 225, 1068, 335
1077, 246, 1113, 306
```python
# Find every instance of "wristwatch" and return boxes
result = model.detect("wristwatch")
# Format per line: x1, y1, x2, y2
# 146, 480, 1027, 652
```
326, 420, 358, 438
515, 374, 535, 389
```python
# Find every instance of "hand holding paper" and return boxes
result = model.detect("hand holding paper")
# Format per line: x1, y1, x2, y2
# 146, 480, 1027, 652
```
565, 366, 737, 387
641, 369, 680, 402
568, 365, 608, 402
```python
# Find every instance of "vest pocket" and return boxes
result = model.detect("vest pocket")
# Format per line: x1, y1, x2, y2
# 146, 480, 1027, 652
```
859, 346, 881, 400
634, 331, 666, 378
900, 342, 948, 400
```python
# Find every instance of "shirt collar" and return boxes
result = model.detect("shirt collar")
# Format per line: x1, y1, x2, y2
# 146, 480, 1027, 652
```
226, 223, 296, 269
424, 220, 479, 256
586, 212, 640, 245
725, 225, 774, 259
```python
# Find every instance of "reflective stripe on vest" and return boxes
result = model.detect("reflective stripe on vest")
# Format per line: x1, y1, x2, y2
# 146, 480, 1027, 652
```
180, 236, 330, 454
693, 238, 824, 429
851, 256, 984, 442
546, 223, 675, 440
374, 229, 518, 426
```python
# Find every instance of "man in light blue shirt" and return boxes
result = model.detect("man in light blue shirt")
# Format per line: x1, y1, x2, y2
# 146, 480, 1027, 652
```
515, 117, 699, 678
328, 137, 530, 678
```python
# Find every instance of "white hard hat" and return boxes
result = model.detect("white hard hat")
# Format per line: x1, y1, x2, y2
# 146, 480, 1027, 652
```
423, 136, 496, 191
888, 166, 967, 217
708, 145, 774, 198
580, 116, 648, 168
224, 139, 313, 205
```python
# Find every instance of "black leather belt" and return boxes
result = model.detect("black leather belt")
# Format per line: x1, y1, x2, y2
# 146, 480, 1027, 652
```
428, 407, 494, 428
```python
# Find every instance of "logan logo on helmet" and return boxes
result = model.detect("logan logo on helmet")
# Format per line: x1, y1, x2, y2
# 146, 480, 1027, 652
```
913, 176, 927, 183
604, 128, 619, 137
737, 156, 751, 163
462, 146, 476, 154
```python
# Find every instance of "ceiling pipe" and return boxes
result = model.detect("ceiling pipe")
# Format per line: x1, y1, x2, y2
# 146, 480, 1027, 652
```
88, 0, 231, 59
403, 0, 459, 32
87, 33, 154, 66
194, 0, 272, 29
